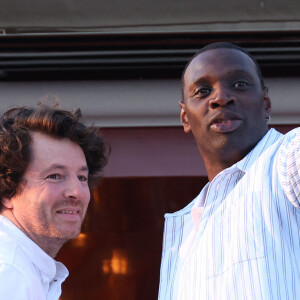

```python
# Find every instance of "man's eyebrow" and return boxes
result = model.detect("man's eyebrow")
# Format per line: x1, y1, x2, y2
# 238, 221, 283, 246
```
190, 70, 254, 86
188, 77, 211, 92
192, 76, 212, 86
79, 166, 89, 172
227, 69, 254, 76
43, 164, 89, 173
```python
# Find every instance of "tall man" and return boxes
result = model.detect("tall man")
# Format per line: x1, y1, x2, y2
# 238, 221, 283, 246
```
158, 42, 300, 299
0, 105, 108, 299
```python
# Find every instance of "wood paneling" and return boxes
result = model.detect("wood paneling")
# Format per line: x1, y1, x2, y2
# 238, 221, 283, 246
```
57, 176, 208, 300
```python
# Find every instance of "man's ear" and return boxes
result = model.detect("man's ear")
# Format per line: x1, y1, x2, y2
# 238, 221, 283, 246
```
1, 197, 13, 209
179, 101, 191, 133
263, 87, 272, 118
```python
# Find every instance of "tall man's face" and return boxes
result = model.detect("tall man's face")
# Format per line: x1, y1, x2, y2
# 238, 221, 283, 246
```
180, 48, 271, 160
3, 131, 90, 251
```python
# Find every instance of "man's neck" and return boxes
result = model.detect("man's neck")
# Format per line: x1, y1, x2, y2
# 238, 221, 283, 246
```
201, 147, 249, 181
0, 209, 64, 258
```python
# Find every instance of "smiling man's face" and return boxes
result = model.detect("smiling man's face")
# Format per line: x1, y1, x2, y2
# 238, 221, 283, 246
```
180, 48, 271, 160
4, 131, 90, 253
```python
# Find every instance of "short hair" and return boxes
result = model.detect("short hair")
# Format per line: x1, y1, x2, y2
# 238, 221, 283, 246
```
0, 105, 109, 210
181, 42, 265, 101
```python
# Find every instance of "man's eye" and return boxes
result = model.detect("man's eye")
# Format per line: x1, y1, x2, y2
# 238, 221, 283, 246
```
78, 175, 88, 182
47, 174, 62, 180
195, 88, 211, 97
233, 81, 248, 89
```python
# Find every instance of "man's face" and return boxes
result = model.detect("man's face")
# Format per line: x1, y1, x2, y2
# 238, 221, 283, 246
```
180, 48, 271, 158
7, 131, 90, 247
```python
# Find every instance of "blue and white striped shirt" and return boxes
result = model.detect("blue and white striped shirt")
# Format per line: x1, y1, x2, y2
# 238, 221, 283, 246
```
158, 128, 300, 300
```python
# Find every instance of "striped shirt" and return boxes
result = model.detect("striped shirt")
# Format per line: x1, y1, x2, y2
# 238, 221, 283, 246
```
158, 128, 300, 300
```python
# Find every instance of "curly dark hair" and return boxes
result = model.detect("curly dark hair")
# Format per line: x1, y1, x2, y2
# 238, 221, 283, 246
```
0, 105, 109, 211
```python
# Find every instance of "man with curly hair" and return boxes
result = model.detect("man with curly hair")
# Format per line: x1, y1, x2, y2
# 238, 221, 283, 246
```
0, 105, 108, 300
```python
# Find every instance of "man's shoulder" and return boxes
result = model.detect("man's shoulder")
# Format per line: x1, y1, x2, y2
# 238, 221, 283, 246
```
257, 127, 299, 158
271, 127, 300, 155
0, 235, 28, 267
283, 127, 300, 140
0, 248, 45, 299
0, 233, 42, 284
0, 226, 18, 264
0, 216, 32, 263
0, 222, 34, 272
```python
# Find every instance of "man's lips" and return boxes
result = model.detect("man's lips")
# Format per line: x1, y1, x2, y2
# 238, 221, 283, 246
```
56, 208, 82, 221
56, 209, 79, 214
209, 113, 242, 133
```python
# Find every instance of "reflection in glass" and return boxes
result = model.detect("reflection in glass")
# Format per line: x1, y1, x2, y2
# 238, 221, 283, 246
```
103, 249, 128, 275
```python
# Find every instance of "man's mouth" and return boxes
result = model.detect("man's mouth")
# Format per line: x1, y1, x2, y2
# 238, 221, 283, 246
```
57, 210, 79, 214
209, 114, 242, 133
56, 209, 82, 221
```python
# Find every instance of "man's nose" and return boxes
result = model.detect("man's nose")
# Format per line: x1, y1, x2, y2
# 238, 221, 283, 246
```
209, 86, 236, 109
63, 177, 83, 199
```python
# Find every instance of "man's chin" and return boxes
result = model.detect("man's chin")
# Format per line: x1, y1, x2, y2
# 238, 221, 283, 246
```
62, 230, 82, 240
53, 225, 82, 241
211, 135, 233, 151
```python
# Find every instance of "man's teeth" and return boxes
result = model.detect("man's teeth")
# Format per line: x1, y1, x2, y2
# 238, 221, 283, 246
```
57, 210, 78, 214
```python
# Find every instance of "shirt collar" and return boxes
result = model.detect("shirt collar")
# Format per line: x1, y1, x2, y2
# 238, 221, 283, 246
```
235, 128, 282, 173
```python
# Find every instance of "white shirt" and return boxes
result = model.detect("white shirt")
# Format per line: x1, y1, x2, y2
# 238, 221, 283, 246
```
0, 216, 69, 300
158, 128, 300, 300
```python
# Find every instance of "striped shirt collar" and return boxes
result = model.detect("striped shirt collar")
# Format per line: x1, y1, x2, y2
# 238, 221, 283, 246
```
235, 128, 282, 172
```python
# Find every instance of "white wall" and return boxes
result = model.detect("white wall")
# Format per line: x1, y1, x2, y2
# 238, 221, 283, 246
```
0, 78, 299, 127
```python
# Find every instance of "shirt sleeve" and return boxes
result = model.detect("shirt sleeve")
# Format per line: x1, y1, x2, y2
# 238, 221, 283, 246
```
0, 263, 43, 300
278, 128, 300, 208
